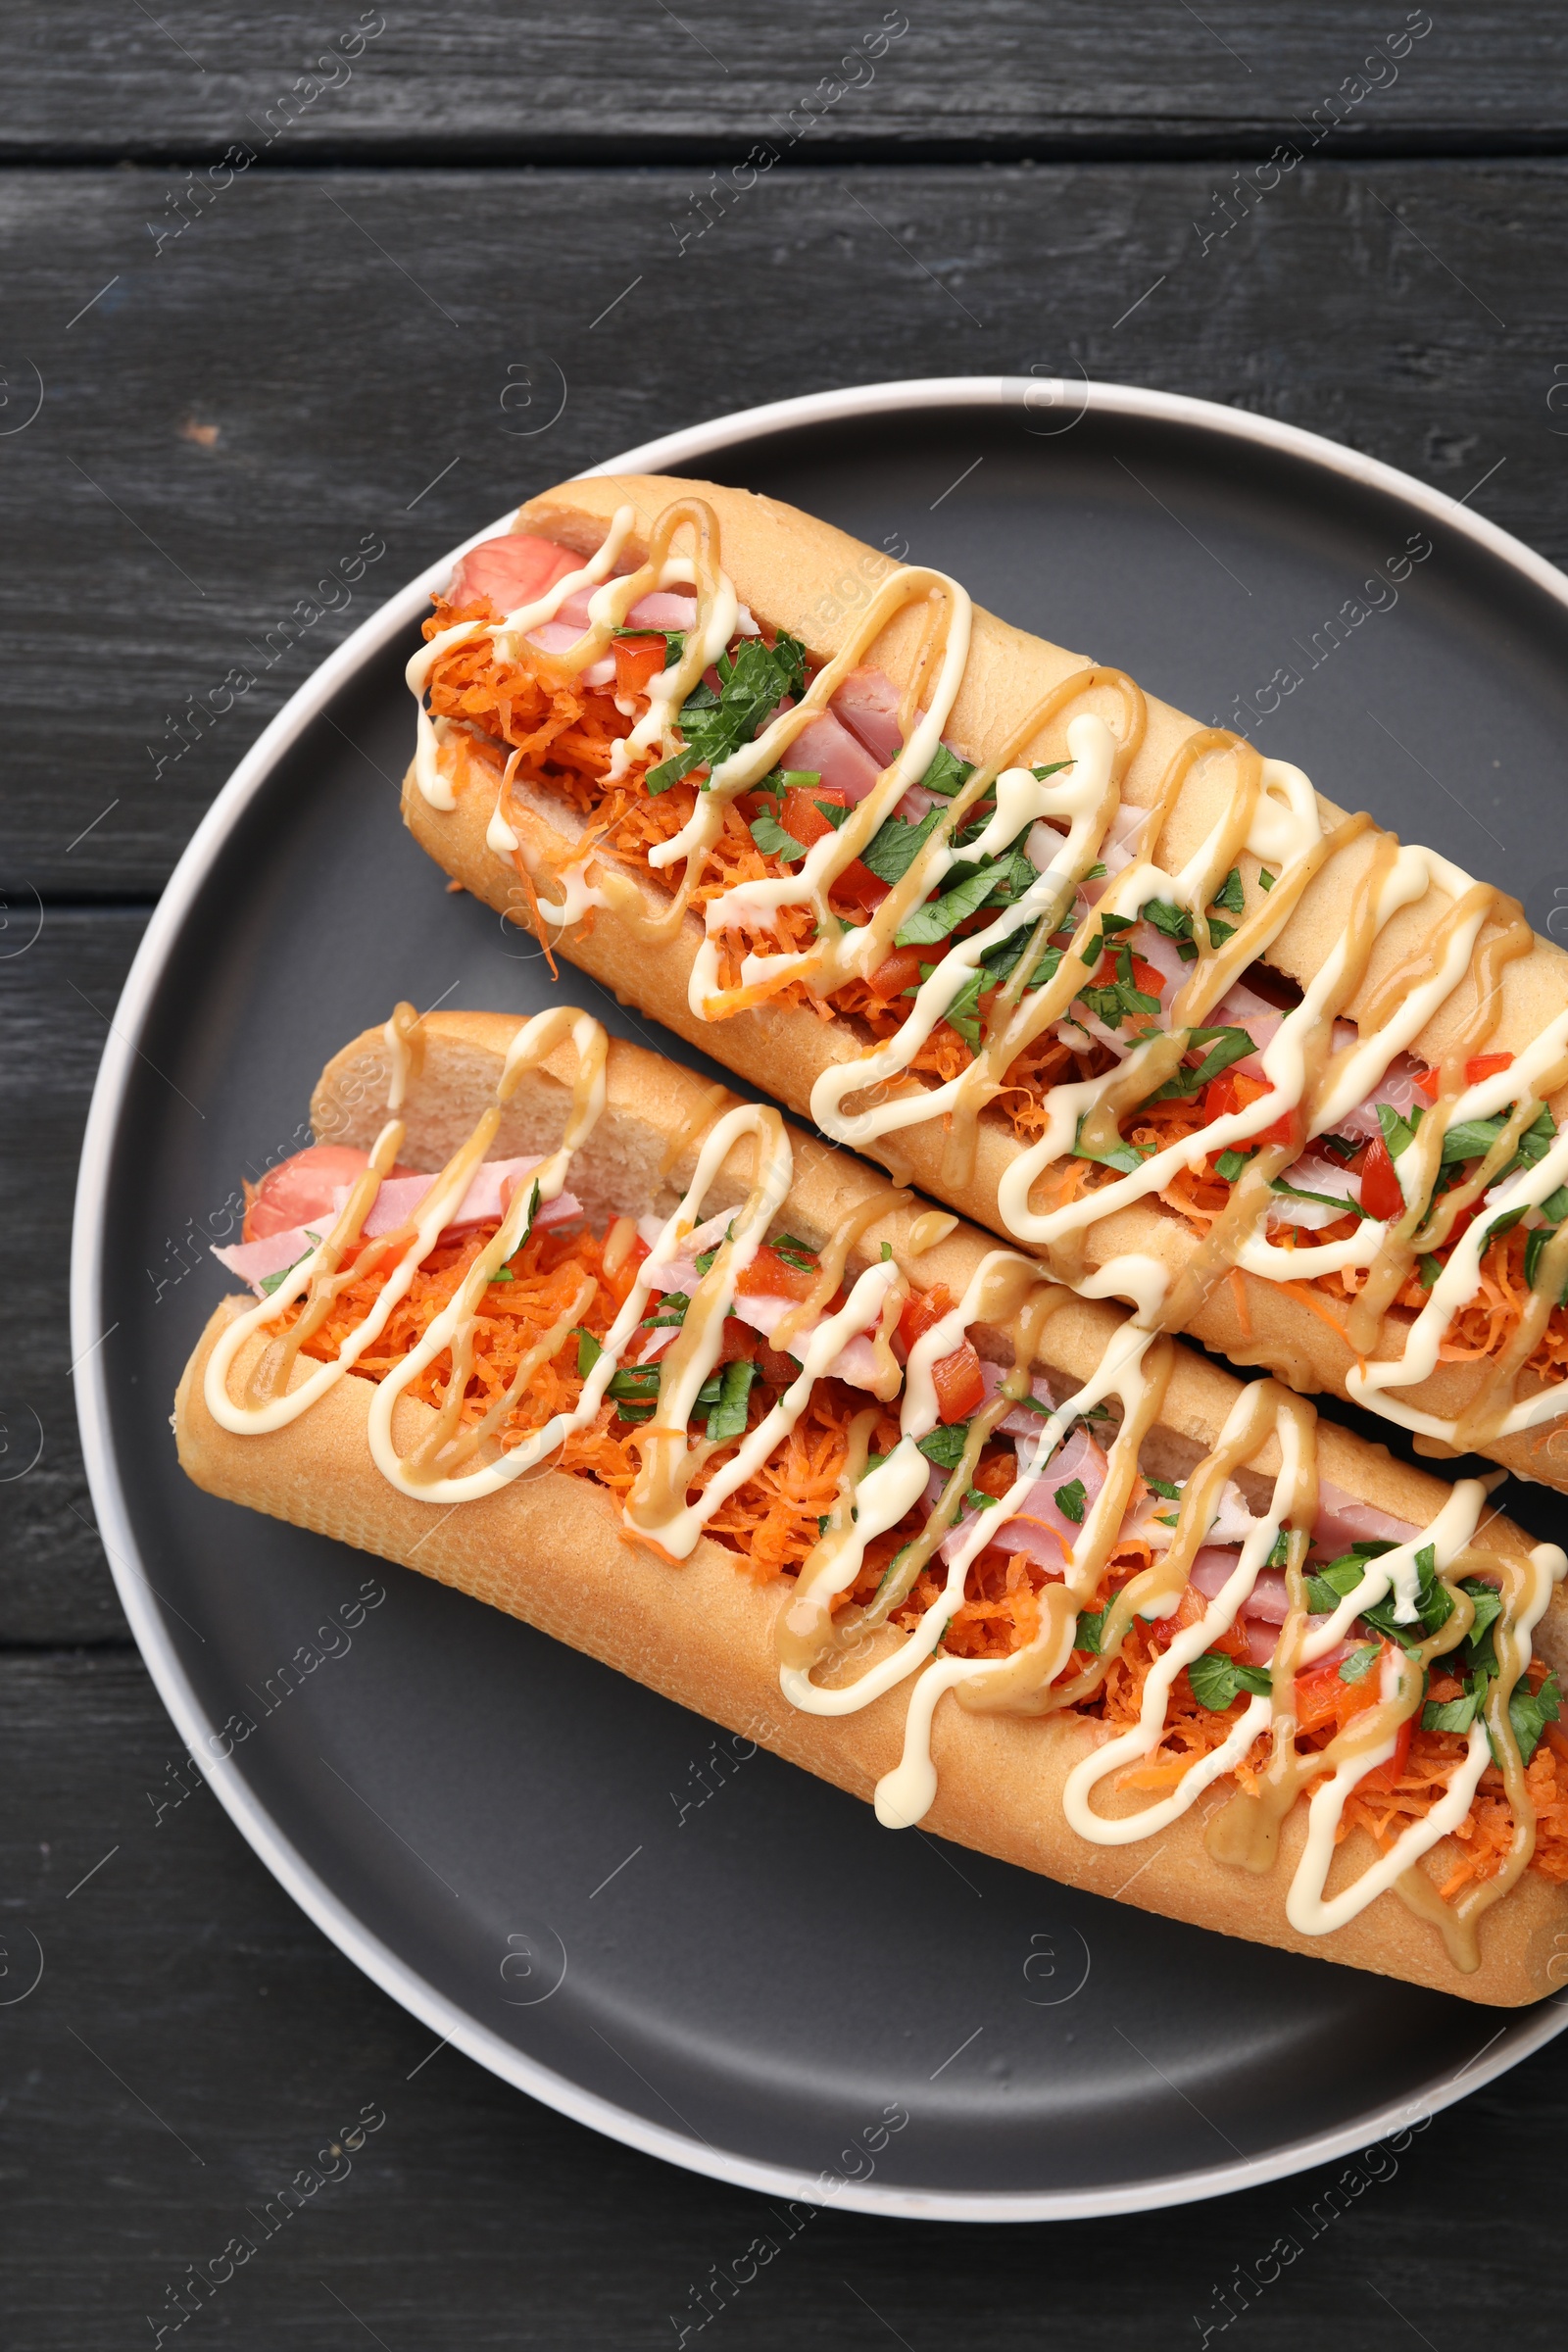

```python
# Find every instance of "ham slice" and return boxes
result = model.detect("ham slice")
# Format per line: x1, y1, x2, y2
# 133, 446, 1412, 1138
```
1311, 1478, 1420, 1558
977, 1357, 1059, 1436
784, 710, 884, 803
640, 1213, 883, 1390
1329, 1048, 1427, 1144
938, 1424, 1108, 1571
245, 1142, 412, 1242
832, 666, 905, 766
1187, 1545, 1362, 1668
213, 1156, 581, 1297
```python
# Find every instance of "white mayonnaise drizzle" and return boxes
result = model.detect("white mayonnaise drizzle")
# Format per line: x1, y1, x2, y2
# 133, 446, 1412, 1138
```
212, 1003, 1565, 1963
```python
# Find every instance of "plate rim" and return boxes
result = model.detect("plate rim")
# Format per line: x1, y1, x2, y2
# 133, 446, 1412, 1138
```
71, 373, 1568, 2222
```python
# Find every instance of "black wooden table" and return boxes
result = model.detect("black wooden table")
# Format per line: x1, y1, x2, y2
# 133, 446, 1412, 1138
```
7, 8, 1568, 2344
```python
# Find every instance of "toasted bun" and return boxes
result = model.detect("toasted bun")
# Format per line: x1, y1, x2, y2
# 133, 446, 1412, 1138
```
402, 472, 1568, 1492
174, 1012, 1568, 2003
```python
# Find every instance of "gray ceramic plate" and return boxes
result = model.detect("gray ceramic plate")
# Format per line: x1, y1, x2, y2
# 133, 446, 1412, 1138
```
73, 379, 1568, 2219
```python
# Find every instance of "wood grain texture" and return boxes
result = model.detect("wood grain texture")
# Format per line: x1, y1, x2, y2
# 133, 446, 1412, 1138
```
2, 4, 1566, 161
4, 157, 1566, 896
0, 908, 147, 1644
9, 20, 1568, 2328
2, 1649, 1566, 2352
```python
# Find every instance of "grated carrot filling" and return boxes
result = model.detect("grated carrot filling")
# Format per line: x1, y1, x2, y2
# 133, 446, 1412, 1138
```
421, 609, 1568, 1385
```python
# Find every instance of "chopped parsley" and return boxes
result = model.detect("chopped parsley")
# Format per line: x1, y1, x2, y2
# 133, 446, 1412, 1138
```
1210, 867, 1246, 916
704, 1357, 758, 1445
1074, 1601, 1113, 1655
749, 809, 806, 861
917, 1421, 972, 1472
860, 802, 947, 885
915, 744, 974, 797
1146, 1025, 1255, 1102
1339, 1642, 1383, 1685
1524, 1225, 1568, 1305
1071, 1114, 1151, 1177
1143, 898, 1200, 962
1079, 941, 1160, 1031
1270, 1177, 1367, 1218
1054, 1478, 1087, 1524
896, 853, 1029, 949
1258, 867, 1275, 891
693, 1221, 736, 1279
1144, 1475, 1183, 1501
1214, 1148, 1254, 1183
646, 630, 807, 793
1377, 1100, 1422, 1160
768, 1232, 818, 1270
259, 1230, 322, 1295
1442, 1103, 1555, 1174
1188, 1650, 1274, 1711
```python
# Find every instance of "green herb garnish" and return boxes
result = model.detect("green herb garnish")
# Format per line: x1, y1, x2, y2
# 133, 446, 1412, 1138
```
1188, 1650, 1274, 1711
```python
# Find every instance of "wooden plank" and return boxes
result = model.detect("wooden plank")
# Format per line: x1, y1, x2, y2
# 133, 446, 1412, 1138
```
6, 157, 1567, 896
0, 908, 147, 1644
5, 1647, 1568, 2346
3, 4, 1566, 159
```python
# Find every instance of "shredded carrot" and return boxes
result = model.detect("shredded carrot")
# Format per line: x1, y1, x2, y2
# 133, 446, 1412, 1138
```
419, 607, 1568, 1393
1278, 1279, 1353, 1348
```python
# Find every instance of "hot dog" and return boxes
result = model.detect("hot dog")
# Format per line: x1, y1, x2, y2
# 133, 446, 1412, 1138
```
399, 473, 1568, 1493
174, 1005, 1568, 2003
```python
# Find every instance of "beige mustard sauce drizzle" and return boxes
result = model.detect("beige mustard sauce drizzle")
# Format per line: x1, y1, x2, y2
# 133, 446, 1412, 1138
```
394, 493, 1568, 1964
208, 995, 1561, 1970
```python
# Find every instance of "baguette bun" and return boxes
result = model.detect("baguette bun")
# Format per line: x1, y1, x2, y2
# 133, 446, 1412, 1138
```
174, 1012, 1568, 2004
401, 473, 1568, 1490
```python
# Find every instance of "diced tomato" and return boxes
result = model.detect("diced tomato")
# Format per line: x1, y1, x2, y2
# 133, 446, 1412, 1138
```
868, 946, 926, 1002
604, 1233, 650, 1307
1203, 1069, 1265, 1121
1442, 1198, 1480, 1249
1130, 953, 1165, 999
1294, 1657, 1348, 1738
779, 785, 887, 907
1254, 1108, 1299, 1152
1358, 1134, 1404, 1221
716, 1317, 758, 1365
1200, 1068, 1297, 1154
244, 1144, 418, 1241
734, 1243, 819, 1302
1414, 1051, 1514, 1102
933, 1341, 985, 1424
612, 633, 668, 699
899, 1283, 954, 1355
758, 1344, 802, 1385
1359, 1711, 1413, 1796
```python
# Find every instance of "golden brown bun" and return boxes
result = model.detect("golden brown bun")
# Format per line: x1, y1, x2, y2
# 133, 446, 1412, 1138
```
402, 472, 1568, 1491
173, 1012, 1568, 2004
